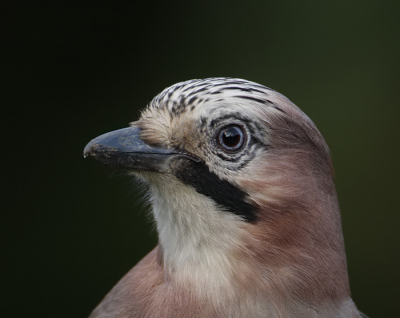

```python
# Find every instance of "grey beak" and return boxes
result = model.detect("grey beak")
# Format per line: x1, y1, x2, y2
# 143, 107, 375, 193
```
83, 126, 176, 172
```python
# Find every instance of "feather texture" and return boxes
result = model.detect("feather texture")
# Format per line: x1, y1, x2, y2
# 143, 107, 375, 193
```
86, 78, 362, 317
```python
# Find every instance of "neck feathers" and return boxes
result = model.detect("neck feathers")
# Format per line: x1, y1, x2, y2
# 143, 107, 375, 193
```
141, 159, 355, 316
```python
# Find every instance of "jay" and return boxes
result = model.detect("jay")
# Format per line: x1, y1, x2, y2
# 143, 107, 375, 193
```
84, 78, 363, 317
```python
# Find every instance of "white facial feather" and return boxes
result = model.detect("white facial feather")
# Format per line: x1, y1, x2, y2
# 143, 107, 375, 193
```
136, 172, 247, 286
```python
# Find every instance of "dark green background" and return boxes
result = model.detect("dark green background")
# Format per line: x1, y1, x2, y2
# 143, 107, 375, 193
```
3, 1, 399, 317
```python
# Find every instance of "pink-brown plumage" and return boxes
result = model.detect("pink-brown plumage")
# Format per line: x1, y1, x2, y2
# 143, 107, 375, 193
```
85, 78, 362, 317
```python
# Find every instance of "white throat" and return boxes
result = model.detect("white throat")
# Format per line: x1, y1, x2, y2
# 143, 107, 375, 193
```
142, 173, 247, 288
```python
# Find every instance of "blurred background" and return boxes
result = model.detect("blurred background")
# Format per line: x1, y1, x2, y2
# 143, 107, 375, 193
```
2, 1, 399, 317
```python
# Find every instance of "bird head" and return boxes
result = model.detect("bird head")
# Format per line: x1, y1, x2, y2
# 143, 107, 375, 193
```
84, 78, 351, 309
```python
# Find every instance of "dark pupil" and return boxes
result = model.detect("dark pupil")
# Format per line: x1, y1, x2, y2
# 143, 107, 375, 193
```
222, 127, 241, 148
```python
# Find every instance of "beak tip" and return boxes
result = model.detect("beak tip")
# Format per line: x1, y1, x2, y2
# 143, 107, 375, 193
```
83, 140, 95, 158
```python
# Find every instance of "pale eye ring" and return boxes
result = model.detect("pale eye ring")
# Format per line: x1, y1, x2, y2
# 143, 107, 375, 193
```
217, 125, 245, 151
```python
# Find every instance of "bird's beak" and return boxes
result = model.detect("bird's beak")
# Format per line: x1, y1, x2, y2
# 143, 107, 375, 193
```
83, 126, 176, 172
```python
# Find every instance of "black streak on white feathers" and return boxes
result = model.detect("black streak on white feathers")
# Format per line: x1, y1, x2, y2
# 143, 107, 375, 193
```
173, 158, 258, 222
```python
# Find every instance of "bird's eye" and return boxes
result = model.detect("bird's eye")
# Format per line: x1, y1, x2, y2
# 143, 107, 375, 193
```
217, 125, 245, 151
